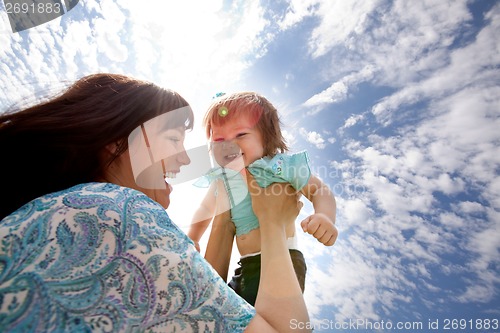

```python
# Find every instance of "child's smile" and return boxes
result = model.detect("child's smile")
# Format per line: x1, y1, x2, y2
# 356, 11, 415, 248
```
211, 114, 264, 167
212, 140, 244, 167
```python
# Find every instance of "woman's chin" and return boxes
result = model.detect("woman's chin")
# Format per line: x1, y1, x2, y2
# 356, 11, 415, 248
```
139, 182, 171, 209
159, 182, 172, 209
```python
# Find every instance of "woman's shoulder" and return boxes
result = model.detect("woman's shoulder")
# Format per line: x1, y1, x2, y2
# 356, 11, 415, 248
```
1, 182, 166, 227
61, 182, 153, 202
46, 182, 161, 211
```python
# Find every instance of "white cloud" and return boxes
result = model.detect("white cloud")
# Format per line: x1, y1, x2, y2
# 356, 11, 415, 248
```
457, 283, 496, 304
278, 0, 319, 30
297, 0, 485, 123
370, 2, 499, 125
303, 226, 416, 321
341, 198, 372, 228
343, 114, 364, 129
299, 127, 326, 149
303, 65, 374, 112
303, 80, 348, 108
455, 201, 486, 215
282, 129, 298, 148
307, 0, 383, 58
93, 1, 127, 62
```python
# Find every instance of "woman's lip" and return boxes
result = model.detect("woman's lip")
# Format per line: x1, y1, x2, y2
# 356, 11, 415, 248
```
164, 171, 180, 179
165, 180, 173, 192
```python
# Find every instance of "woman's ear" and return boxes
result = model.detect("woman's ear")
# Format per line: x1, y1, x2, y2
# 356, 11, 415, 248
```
104, 141, 121, 155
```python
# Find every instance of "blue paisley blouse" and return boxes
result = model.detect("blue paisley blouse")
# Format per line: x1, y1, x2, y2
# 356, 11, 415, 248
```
0, 182, 255, 333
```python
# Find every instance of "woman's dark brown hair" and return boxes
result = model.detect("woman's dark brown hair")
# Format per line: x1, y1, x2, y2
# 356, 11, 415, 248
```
0, 73, 193, 220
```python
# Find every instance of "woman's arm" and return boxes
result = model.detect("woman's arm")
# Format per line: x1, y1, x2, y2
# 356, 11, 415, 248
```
245, 175, 311, 333
188, 182, 218, 251
201, 179, 235, 280
204, 210, 235, 281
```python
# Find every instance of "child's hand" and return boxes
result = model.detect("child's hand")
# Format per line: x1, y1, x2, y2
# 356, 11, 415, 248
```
300, 213, 338, 246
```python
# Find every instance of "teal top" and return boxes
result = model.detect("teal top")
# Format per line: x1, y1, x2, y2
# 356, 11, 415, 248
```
195, 151, 311, 236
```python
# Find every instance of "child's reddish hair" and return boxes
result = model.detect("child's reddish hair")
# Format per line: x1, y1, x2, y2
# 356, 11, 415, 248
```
203, 92, 288, 157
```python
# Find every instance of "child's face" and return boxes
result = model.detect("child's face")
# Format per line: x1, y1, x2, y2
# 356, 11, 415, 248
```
210, 114, 264, 167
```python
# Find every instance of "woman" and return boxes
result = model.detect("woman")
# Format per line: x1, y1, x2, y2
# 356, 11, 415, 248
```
0, 73, 310, 332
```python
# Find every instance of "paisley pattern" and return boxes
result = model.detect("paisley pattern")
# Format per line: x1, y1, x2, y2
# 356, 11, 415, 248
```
0, 183, 255, 332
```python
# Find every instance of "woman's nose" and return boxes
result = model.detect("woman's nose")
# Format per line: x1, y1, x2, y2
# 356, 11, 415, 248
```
178, 147, 191, 166
222, 140, 240, 152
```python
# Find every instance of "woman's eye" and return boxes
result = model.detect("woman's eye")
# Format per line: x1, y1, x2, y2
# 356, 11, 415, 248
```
167, 137, 180, 143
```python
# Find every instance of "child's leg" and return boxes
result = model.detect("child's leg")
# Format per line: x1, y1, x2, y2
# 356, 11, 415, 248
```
289, 249, 307, 292
228, 253, 261, 306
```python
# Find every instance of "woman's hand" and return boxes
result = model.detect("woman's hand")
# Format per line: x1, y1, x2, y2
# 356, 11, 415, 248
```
246, 173, 303, 230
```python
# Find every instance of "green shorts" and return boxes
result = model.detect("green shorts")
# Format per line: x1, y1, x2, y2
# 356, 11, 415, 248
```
228, 249, 307, 306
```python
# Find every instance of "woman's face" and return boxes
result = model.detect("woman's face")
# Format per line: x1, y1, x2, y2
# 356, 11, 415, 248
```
121, 117, 191, 209
143, 126, 191, 209
153, 126, 191, 179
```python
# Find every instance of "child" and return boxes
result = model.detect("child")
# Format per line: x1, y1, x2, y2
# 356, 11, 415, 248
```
188, 92, 337, 305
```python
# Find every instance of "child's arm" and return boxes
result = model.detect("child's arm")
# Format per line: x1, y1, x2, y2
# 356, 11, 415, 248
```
300, 175, 338, 246
188, 182, 218, 252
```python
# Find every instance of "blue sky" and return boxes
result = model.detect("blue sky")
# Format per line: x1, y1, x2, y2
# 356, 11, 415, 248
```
1, 0, 499, 331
